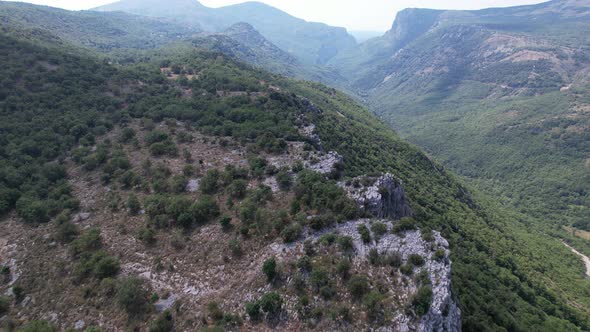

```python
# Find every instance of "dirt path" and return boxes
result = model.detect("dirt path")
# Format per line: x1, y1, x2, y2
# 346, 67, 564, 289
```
563, 242, 590, 278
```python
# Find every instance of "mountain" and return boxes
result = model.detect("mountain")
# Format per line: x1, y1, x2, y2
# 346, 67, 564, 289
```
2, 2, 590, 332
0, 1, 199, 51
94, 0, 357, 65
331, 0, 590, 236
191, 22, 346, 85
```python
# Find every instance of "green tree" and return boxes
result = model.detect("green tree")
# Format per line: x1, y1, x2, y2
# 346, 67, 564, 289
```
262, 258, 277, 282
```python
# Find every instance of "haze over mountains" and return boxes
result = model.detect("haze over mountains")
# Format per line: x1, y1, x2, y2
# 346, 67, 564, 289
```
0, 0, 589, 331
95, 0, 357, 64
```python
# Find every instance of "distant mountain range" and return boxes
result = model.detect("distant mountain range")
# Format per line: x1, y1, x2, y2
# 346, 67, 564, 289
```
94, 0, 357, 65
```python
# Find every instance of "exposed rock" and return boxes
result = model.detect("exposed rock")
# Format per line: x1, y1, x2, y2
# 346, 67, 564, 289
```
74, 320, 85, 330
186, 179, 200, 193
299, 97, 322, 114
72, 212, 91, 223
263, 176, 280, 192
154, 295, 177, 312
305, 151, 342, 174
341, 173, 413, 220
274, 219, 461, 332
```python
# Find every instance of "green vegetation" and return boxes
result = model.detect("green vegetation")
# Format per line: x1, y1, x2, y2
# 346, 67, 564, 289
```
262, 257, 277, 282
1, 4, 589, 330
148, 310, 174, 332
17, 320, 57, 332
412, 286, 433, 316
116, 277, 149, 316
347, 275, 370, 300
0, 296, 9, 315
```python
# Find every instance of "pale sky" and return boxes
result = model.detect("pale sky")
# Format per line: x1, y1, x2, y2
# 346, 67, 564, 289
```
5, 0, 549, 31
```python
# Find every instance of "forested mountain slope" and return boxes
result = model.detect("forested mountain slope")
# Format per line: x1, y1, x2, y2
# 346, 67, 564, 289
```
0, 14, 589, 331
330, 0, 590, 236
191, 22, 346, 84
94, 0, 357, 65
0, 2, 199, 51
0, 2, 343, 86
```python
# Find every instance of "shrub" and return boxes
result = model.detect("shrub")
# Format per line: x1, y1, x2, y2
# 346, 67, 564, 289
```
207, 302, 224, 322
336, 258, 351, 279
16, 197, 49, 223
127, 194, 141, 215
319, 233, 337, 245
421, 228, 435, 242
434, 249, 446, 261
363, 291, 385, 321
119, 170, 139, 188
320, 284, 336, 299
412, 286, 433, 316
400, 264, 414, 276
138, 227, 156, 245
357, 224, 371, 243
170, 175, 188, 194
75, 250, 120, 280
56, 221, 78, 243
259, 292, 282, 315
17, 320, 57, 332
297, 256, 312, 272
1, 266, 9, 283
116, 277, 149, 315
408, 254, 425, 267
248, 158, 268, 178
368, 248, 380, 266
229, 238, 242, 256
191, 196, 220, 224
371, 222, 388, 241
337, 236, 354, 252
245, 301, 261, 321
220, 216, 232, 231
70, 228, 101, 256
12, 285, 24, 302
85, 327, 104, 332
145, 130, 168, 145
281, 223, 302, 243
348, 275, 370, 300
310, 268, 329, 291
262, 258, 277, 282
276, 169, 292, 191
200, 169, 220, 194
145, 195, 168, 218
384, 252, 402, 267
227, 179, 248, 199
149, 141, 178, 157
392, 217, 416, 234
119, 128, 136, 143
0, 296, 9, 315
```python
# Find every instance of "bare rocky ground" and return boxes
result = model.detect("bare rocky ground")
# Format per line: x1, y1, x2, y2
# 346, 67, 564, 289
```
0, 120, 460, 331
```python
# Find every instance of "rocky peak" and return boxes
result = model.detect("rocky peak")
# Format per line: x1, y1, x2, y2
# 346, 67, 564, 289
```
273, 219, 461, 332
341, 173, 413, 220
384, 8, 442, 50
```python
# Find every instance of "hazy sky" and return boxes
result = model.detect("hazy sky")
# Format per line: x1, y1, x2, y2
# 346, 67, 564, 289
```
6, 0, 548, 31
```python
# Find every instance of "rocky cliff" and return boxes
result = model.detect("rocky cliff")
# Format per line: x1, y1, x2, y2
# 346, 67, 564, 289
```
341, 174, 413, 220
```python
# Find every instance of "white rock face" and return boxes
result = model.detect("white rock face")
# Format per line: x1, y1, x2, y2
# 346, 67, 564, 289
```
186, 179, 200, 193
324, 220, 460, 332
304, 151, 343, 174
154, 294, 177, 312
74, 320, 85, 330
341, 173, 413, 220
72, 212, 91, 223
